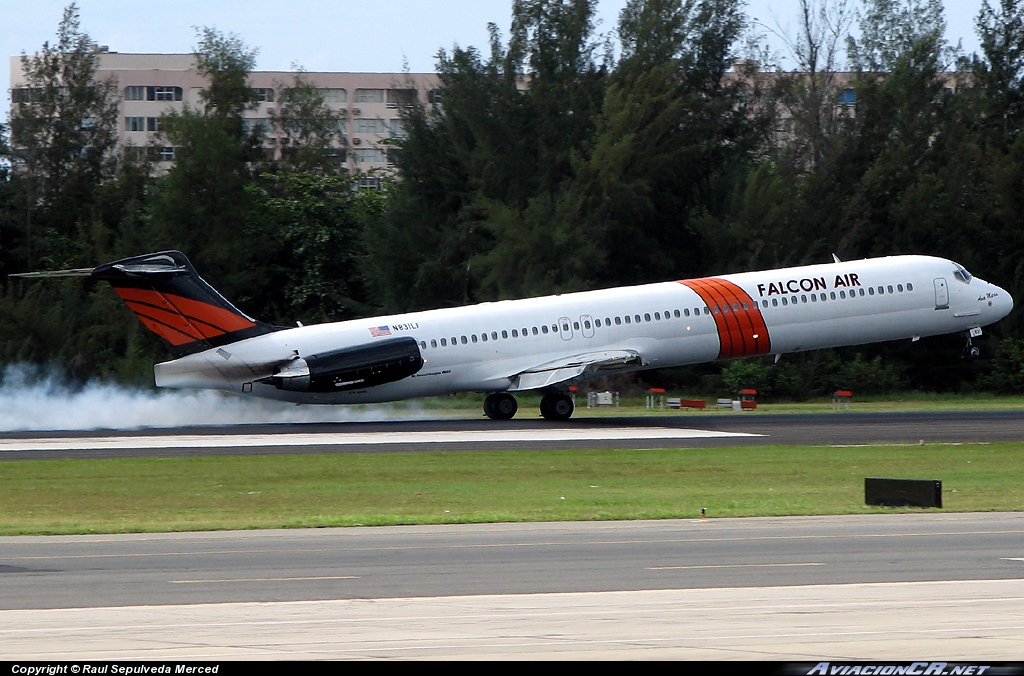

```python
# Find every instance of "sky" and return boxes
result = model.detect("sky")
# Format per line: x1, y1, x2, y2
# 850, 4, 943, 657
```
1, 0, 987, 110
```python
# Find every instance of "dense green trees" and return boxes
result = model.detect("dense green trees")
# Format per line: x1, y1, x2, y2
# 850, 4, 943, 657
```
5, 0, 1024, 396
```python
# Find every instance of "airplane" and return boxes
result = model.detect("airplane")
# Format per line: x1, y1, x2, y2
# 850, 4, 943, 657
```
14, 251, 1013, 420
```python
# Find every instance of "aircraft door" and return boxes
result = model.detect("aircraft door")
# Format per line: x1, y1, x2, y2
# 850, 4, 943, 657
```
580, 315, 595, 338
558, 317, 573, 341
934, 278, 949, 309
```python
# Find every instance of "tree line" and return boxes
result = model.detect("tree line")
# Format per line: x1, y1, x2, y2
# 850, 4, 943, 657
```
3, 0, 1024, 399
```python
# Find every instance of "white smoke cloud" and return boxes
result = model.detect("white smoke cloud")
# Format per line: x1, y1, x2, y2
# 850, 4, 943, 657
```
0, 364, 440, 432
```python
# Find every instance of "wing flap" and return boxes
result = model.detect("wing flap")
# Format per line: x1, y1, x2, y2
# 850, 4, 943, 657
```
507, 350, 644, 392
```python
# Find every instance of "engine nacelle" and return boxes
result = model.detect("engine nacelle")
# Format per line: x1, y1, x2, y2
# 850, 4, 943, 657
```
260, 336, 423, 392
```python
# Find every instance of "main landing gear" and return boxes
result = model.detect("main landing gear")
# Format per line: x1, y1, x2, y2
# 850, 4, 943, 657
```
484, 392, 518, 420
540, 391, 574, 422
482, 391, 575, 421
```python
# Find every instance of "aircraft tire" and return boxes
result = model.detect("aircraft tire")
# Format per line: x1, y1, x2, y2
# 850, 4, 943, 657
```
484, 393, 518, 420
540, 392, 574, 421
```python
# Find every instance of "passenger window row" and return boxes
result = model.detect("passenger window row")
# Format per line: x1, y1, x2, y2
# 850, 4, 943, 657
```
417, 307, 693, 350
756, 282, 914, 309
414, 281, 917, 349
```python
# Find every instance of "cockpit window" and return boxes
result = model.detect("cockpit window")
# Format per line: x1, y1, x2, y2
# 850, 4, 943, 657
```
953, 263, 972, 284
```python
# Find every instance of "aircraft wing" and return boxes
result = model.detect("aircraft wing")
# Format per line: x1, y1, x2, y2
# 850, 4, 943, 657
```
506, 350, 645, 392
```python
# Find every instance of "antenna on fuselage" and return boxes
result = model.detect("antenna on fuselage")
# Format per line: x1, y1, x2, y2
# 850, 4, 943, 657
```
832, 253, 841, 263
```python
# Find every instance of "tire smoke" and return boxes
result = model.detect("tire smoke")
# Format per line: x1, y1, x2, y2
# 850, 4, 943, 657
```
0, 364, 427, 431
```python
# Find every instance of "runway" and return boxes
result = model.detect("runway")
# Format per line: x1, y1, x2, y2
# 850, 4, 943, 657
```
2, 513, 1024, 659
2, 411, 1023, 659
2, 409, 1024, 460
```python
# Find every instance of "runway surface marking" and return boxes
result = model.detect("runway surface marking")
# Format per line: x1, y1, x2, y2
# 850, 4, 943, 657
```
168, 576, 360, 584
0, 427, 760, 453
647, 562, 826, 570
5, 530, 1024, 562
3, 579, 1023, 660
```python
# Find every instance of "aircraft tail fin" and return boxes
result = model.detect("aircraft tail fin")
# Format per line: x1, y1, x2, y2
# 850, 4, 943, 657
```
90, 251, 278, 358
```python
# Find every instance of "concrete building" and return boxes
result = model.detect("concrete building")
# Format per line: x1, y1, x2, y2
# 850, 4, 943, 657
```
9, 51, 440, 185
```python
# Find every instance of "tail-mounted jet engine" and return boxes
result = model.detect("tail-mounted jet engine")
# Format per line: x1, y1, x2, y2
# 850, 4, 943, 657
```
260, 336, 423, 392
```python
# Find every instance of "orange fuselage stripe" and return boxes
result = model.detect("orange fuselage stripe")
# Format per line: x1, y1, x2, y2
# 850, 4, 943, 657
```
680, 278, 771, 359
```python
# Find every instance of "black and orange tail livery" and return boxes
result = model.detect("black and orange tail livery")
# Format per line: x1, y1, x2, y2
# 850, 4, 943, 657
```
92, 251, 278, 358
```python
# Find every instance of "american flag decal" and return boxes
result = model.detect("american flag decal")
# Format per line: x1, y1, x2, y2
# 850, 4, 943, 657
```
369, 325, 392, 337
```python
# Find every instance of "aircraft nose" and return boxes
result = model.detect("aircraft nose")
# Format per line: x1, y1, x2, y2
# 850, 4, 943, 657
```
993, 283, 1014, 319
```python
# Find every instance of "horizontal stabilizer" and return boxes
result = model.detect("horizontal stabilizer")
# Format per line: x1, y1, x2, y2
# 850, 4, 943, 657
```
9, 268, 95, 278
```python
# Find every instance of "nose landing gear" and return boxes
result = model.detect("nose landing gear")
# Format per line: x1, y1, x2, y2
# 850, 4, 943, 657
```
963, 334, 981, 359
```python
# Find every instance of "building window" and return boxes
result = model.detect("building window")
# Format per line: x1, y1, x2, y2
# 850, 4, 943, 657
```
242, 118, 268, 133
837, 88, 856, 106
352, 148, 386, 163
354, 88, 385, 103
152, 86, 182, 101
12, 87, 46, 103
253, 88, 275, 102
356, 176, 381, 190
158, 147, 176, 161
386, 118, 405, 137
146, 117, 160, 132
428, 89, 443, 104
354, 118, 386, 134
322, 88, 347, 104
126, 86, 184, 101
125, 146, 148, 161
125, 116, 145, 132
387, 89, 417, 107
320, 147, 347, 162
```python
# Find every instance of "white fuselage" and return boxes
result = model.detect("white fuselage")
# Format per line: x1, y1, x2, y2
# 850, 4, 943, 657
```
153, 255, 1013, 404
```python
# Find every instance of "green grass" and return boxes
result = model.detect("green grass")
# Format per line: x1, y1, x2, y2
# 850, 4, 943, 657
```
2, 442, 1023, 535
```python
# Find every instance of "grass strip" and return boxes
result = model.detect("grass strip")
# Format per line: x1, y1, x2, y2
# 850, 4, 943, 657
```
1, 442, 1022, 535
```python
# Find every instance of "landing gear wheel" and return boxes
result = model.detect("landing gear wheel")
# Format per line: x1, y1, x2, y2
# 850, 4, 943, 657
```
484, 393, 518, 420
963, 336, 981, 359
540, 392, 574, 421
